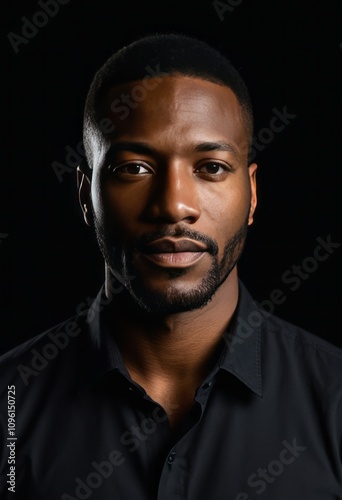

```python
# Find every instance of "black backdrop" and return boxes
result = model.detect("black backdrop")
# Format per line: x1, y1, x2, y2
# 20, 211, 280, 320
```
1, 0, 342, 354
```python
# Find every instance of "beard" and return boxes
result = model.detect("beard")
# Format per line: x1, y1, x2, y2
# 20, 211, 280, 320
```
93, 212, 249, 315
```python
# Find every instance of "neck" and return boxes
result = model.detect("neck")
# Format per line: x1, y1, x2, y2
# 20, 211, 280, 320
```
105, 267, 239, 386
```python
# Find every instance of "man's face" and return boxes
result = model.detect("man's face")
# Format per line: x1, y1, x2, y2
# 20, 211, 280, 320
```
81, 75, 257, 314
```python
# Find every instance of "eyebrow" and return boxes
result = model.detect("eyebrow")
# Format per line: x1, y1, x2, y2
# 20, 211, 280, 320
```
194, 141, 240, 158
107, 140, 240, 158
107, 142, 155, 156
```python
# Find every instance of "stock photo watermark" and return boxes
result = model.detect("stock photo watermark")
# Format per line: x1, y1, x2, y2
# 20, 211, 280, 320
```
235, 438, 306, 499
7, 0, 71, 54
51, 64, 166, 182
227, 234, 340, 352
52, 101, 296, 183
16, 274, 133, 386
61, 401, 179, 499
249, 106, 297, 162
108, 64, 167, 120
212, 0, 244, 21
6, 385, 17, 493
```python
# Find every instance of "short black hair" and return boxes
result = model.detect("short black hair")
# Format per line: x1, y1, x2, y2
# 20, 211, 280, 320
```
83, 33, 254, 167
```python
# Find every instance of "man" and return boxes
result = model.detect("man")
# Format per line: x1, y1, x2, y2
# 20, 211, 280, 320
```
0, 34, 341, 500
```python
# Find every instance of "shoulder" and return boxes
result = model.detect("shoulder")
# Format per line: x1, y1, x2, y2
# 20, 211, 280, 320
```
237, 280, 342, 366
260, 311, 342, 402
263, 312, 342, 362
0, 313, 87, 390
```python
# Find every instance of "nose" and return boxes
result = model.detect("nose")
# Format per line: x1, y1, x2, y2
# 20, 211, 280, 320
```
144, 161, 201, 224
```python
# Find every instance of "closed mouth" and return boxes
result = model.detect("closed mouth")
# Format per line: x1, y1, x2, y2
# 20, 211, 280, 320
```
142, 238, 207, 254
139, 238, 207, 268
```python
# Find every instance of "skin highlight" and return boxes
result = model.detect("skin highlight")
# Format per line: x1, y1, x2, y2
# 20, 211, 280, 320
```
77, 75, 257, 431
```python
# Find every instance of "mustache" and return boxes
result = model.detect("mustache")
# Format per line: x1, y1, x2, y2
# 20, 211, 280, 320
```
134, 226, 219, 256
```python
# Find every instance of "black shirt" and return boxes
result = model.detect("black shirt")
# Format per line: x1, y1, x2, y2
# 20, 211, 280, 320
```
0, 281, 341, 500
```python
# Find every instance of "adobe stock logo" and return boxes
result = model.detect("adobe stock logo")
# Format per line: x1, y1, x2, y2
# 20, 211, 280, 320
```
226, 234, 340, 354
213, 0, 244, 21
61, 401, 179, 499
249, 106, 297, 162
236, 438, 306, 499
51, 64, 166, 182
7, 0, 71, 54
16, 274, 133, 386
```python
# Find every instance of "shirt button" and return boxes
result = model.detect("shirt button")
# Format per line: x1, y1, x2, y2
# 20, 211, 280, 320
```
203, 381, 212, 389
167, 452, 176, 464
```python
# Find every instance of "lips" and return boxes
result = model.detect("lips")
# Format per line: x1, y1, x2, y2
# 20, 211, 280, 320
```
140, 238, 207, 268
142, 238, 207, 254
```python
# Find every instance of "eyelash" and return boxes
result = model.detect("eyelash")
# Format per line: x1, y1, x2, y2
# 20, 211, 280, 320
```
109, 162, 151, 175
196, 162, 233, 175
108, 160, 234, 177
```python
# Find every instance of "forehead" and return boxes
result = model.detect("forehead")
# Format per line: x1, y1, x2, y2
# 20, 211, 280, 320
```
102, 75, 248, 155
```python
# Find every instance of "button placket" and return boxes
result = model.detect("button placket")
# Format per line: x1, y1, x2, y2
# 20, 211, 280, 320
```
167, 451, 176, 464
202, 380, 212, 390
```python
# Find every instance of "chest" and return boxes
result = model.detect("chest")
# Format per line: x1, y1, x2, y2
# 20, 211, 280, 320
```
13, 379, 341, 500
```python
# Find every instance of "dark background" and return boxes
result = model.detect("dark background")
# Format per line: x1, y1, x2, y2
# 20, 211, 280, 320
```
1, 0, 341, 354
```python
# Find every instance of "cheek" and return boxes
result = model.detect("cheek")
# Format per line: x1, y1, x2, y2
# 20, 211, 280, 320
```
90, 173, 106, 219
201, 176, 251, 231
99, 181, 146, 233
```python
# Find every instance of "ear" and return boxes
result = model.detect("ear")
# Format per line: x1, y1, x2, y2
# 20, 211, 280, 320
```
77, 160, 93, 227
248, 163, 257, 226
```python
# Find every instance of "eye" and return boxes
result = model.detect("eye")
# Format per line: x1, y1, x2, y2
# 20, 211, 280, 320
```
196, 162, 233, 177
109, 162, 152, 176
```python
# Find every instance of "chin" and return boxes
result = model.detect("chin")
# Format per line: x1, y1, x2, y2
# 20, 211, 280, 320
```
123, 272, 222, 315
131, 289, 215, 315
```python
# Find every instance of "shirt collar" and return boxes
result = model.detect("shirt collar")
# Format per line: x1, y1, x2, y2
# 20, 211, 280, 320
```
219, 280, 263, 397
82, 280, 263, 397
79, 287, 130, 392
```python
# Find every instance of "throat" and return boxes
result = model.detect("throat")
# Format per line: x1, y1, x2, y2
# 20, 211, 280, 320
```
117, 320, 226, 431
122, 334, 224, 392
129, 372, 200, 433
